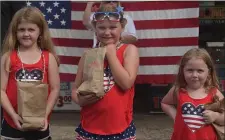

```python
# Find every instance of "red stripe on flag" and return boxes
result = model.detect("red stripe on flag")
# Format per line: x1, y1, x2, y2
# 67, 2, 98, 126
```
59, 56, 80, 65
52, 38, 92, 48
72, 18, 199, 30
140, 56, 182, 65
71, 2, 199, 11
53, 37, 198, 48
59, 56, 182, 66
135, 37, 198, 47
134, 18, 199, 30
72, 21, 86, 30
136, 75, 176, 84
60, 74, 176, 84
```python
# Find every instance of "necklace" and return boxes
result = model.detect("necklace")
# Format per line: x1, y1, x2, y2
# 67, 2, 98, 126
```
98, 41, 121, 50
17, 47, 45, 82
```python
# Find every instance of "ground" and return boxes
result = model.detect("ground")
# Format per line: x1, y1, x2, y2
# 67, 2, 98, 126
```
50, 112, 173, 140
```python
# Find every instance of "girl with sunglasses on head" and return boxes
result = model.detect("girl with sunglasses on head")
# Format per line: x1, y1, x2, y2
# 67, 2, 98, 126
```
72, 5, 139, 140
83, 1, 137, 48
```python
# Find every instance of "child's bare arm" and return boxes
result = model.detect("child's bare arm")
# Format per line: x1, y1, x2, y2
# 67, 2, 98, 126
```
1, 52, 16, 118
161, 86, 177, 121
106, 44, 139, 91
46, 53, 60, 118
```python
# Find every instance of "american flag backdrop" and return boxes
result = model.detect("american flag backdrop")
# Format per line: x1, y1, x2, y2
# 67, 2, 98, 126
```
27, 1, 199, 84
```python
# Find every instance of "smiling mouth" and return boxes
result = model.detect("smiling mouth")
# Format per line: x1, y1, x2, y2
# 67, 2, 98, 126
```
102, 37, 112, 39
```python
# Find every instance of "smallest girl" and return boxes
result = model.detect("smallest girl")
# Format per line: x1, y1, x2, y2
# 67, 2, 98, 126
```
161, 48, 224, 140
1, 7, 60, 140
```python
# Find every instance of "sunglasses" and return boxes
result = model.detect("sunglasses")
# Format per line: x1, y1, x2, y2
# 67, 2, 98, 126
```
93, 12, 121, 22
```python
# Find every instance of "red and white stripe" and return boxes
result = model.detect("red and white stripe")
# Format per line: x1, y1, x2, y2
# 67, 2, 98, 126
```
182, 114, 205, 132
52, 2, 199, 84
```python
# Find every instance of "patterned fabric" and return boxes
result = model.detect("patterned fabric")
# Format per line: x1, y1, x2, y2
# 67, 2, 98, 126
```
103, 66, 115, 93
16, 68, 43, 81
75, 121, 136, 140
181, 103, 205, 132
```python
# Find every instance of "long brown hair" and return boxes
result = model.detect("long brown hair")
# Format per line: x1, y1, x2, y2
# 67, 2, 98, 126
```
174, 48, 219, 91
2, 6, 59, 65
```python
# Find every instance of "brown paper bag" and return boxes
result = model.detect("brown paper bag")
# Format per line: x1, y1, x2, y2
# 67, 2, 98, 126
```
204, 98, 225, 140
77, 47, 106, 98
17, 80, 48, 131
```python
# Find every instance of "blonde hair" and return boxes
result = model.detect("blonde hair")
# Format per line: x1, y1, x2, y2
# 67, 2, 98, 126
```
174, 48, 219, 91
2, 6, 59, 65
100, 1, 121, 7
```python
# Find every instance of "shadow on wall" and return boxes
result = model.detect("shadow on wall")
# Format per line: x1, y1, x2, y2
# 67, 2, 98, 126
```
133, 84, 172, 114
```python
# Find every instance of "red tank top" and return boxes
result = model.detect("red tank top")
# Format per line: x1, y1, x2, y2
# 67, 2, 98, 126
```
80, 44, 135, 135
4, 50, 50, 129
171, 88, 218, 140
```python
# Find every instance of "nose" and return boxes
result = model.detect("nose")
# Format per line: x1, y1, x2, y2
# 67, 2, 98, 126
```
104, 29, 111, 36
192, 71, 198, 78
23, 30, 29, 36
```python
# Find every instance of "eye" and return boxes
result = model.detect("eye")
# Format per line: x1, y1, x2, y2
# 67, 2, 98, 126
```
97, 26, 105, 30
198, 69, 204, 73
28, 28, 35, 32
110, 26, 117, 29
17, 28, 25, 31
187, 69, 193, 72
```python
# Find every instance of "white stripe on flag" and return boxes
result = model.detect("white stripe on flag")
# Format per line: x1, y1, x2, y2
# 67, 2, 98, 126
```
71, 8, 199, 21
59, 64, 179, 75
55, 46, 198, 57
184, 119, 205, 124
50, 27, 199, 39
182, 114, 204, 119
187, 124, 202, 129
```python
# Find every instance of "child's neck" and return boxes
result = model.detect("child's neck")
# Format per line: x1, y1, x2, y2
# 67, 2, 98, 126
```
186, 86, 208, 99
18, 44, 40, 52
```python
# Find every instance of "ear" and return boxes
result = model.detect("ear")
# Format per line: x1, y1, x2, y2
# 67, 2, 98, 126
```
91, 21, 97, 30
121, 18, 127, 29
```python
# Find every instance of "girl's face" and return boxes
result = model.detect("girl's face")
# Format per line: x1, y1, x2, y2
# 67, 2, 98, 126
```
17, 21, 40, 48
95, 19, 123, 45
183, 57, 209, 90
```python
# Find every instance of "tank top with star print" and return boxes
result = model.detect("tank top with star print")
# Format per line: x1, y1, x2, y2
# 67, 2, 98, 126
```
3, 50, 50, 129
80, 44, 135, 135
171, 88, 218, 140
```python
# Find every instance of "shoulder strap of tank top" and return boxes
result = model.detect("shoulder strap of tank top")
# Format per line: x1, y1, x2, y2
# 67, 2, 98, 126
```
209, 87, 219, 102
9, 51, 18, 69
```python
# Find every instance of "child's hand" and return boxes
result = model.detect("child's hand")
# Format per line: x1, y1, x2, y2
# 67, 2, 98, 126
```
78, 93, 99, 107
202, 110, 219, 124
40, 118, 48, 131
106, 44, 117, 56
12, 113, 23, 130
